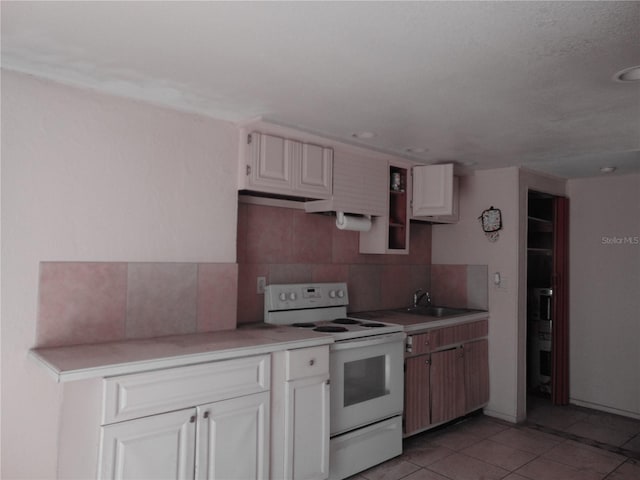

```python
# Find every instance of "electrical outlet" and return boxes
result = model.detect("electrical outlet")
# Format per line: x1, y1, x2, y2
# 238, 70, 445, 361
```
257, 276, 266, 294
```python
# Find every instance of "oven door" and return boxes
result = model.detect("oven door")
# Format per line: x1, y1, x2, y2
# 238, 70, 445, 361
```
329, 332, 405, 436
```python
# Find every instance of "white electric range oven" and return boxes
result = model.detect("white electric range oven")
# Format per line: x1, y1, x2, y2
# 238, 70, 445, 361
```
265, 282, 405, 480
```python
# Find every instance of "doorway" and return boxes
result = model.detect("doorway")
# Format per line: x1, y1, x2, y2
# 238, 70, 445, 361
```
526, 191, 569, 410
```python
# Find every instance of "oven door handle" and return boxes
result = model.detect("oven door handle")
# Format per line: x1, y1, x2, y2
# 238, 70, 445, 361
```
330, 331, 406, 351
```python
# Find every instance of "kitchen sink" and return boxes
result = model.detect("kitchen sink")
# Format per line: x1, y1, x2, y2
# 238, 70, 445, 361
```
393, 305, 480, 317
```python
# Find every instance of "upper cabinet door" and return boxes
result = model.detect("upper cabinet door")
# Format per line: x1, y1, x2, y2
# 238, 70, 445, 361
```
295, 142, 333, 199
249, 133, 294, 192
412, 164, 454, 217
244, 132, 333, 199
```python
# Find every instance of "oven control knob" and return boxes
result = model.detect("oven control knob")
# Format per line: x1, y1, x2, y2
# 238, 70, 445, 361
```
288, 292, 297, 301
329, 290, 337, 298
279, 292, 287, 302
337, 290, 345, 298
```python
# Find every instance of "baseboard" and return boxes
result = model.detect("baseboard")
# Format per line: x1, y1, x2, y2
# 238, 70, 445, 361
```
570, 398, 640, 420
482, 408, 519, 424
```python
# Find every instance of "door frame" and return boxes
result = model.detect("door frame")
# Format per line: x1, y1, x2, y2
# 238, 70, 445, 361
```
516, 170, 567, 421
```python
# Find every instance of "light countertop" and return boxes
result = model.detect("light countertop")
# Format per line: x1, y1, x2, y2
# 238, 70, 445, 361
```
30, 325, 333, 383
350, 309, 489, 333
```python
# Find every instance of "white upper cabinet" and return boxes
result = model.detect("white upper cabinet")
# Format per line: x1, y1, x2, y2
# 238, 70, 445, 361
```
297, 142, 334, 198
241, 131, 333, 199
412, 164, 454, 217
251, 132, 292, 190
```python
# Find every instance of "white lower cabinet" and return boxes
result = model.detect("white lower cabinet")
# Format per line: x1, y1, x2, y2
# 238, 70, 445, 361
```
99, 408, 196, 480
196, 392, 270, 480
99, 392, 269, 480
98, 355, 271, 480
271, 346, 330, 480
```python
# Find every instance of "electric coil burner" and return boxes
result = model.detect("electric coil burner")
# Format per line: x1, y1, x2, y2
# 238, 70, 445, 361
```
264, 282, 405, 480
314, 325, 348, 333
332, 318, 361, 325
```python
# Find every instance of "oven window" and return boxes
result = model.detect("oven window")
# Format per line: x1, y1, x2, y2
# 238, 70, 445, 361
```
343, 355, 388, 407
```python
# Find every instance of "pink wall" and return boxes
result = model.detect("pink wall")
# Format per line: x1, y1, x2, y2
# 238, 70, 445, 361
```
1, 71, 238, 479
568, 173, 640, 418
432, 168, 522, 422
236, 202, 433, 323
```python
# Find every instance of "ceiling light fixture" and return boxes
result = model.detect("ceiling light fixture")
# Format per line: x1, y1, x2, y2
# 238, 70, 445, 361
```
600, 166, 616, 174
613, 65, 640, 82
351, 131, 376, 139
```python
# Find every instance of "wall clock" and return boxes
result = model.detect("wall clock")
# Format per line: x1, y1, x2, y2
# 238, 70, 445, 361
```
479, 206, 502, 242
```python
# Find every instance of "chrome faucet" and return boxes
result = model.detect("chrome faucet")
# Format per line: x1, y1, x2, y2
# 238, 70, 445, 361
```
413, 289, 431, 308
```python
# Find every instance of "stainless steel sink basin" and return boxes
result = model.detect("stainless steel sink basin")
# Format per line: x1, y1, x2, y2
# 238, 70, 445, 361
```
393, 305, 478, 317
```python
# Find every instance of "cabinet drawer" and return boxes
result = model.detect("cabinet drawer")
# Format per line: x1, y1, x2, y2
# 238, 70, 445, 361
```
286, 346, 329, 380
406, 332, 434, 356
103, 355, 270, 424
431, 320, 488, 349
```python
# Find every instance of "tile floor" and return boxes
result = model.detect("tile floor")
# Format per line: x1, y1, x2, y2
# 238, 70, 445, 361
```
350, 399, 640, 480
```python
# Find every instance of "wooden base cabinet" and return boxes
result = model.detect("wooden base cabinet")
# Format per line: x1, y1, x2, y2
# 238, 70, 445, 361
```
403, 320, 489, 437
430, 347, 466, 425
464, 339, 490, 412
404, 355, 431, 434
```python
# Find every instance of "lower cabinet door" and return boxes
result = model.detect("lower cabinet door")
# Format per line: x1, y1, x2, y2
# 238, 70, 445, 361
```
464, 339, 490, 411
99, 408, 196, 480
289, 376, 330, 480
196, 391, 270, 480
430, 347, 465, 425
404, 355, 431, 435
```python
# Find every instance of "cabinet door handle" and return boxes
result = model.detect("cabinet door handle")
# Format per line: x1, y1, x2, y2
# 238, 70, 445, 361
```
309, 359, 315, 366
190, 415, 196, 423
203, 411, 210, 419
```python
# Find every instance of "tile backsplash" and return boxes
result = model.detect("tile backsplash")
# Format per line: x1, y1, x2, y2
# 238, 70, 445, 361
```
237, 203, 433, 323
430, 264, 488, 310
36, 262, 237, 347
35, 203, 487, 347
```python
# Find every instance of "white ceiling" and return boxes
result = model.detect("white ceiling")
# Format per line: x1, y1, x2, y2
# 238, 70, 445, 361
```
2, 1, 639, 178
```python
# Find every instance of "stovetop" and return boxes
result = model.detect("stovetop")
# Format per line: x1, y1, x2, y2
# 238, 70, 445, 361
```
288, 317, 403, 341
264, 282, 403, 341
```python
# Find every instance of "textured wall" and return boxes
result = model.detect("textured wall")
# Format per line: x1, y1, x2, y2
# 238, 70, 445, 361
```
568, 173, 640, 418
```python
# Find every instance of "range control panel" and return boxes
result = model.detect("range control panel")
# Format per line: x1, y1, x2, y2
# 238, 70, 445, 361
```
264, 282, 349, 312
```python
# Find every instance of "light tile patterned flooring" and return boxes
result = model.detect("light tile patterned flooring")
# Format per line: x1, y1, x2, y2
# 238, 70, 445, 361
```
349, 399, 640, 480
